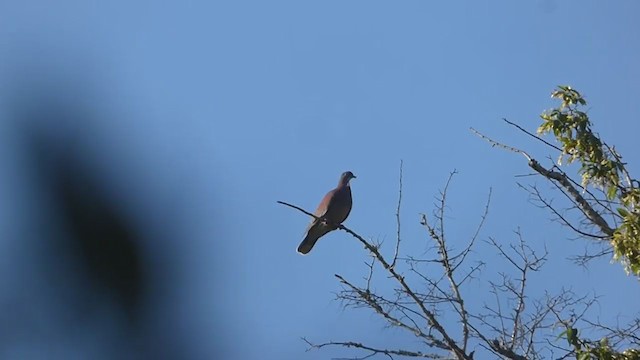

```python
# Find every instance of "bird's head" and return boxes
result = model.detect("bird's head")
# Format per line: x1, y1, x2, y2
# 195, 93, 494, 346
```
339, 171, 356, 186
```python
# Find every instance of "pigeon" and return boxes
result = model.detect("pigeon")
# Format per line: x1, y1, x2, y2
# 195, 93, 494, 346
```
297, 171, 356, 254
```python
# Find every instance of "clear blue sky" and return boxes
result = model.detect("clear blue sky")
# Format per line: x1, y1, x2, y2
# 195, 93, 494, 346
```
1, 1, 639, 359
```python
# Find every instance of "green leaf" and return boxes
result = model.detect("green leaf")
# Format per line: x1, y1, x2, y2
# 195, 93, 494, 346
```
578, 352, 591, 360
567, 327, 579, 346
618, 208, 630, 217
557, 329, 568, 341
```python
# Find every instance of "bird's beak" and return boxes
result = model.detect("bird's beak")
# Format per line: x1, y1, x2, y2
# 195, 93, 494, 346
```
352, 175, 357, 179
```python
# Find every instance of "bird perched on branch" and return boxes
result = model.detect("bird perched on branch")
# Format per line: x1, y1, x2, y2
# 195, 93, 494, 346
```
297, 171, 356, 254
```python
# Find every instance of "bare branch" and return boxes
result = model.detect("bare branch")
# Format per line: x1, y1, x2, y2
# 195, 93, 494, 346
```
567, 248, 613, 268
582, 316, 640, 346
450, 188, 492, 272
302, 338, 448, 359
470, 127, 532, 161
502, 118, 563, 152
421, 171, 471, 352
391, 160, 404, 269
469, 128, 615, 238
335, 274, 444, 347
527, 159, 615, 237
278, 200, 472, 359
523, 183, 610, 239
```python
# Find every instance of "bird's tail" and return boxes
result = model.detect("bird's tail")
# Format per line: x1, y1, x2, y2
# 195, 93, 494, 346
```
297, 223, 331, 255
297, 236, 318, 255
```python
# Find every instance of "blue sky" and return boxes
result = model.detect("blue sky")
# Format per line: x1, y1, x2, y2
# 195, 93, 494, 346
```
1, 1, 639, 359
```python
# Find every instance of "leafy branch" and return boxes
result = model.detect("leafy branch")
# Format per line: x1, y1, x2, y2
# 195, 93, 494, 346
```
473, 86, 640, 275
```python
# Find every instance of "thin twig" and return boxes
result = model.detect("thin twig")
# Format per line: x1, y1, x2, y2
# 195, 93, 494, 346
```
470, 127, 532, 161
469, 129, 615, 237
391, 160, 404, 269
502, 118, 562, 152
451, 188, 492, 272
527, 159, 614, 237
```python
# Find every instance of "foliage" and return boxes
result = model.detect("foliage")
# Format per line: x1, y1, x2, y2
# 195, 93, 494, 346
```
537, 86, 640, 275
559, 327, 640, 360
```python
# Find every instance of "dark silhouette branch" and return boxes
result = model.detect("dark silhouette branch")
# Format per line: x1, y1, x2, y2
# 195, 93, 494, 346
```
527, 159, 614, 237
391, 160, 404, 269
302, 338, 447, 359
502, 118, 562, 152
421, 170, 471, 352
278, 199, 472, 359
470, 128, 615, 238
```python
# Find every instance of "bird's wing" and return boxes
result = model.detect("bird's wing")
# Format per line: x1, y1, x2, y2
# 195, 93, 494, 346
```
297, 221, 332, 254
324, 186, 352, 225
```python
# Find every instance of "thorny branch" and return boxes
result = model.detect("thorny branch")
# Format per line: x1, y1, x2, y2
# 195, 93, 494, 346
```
420, 171, 471, 353
278, 199, 471, 359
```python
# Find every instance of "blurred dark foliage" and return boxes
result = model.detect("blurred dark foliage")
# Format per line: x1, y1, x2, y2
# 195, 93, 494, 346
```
3, 88, 148, 358
0, 54, 230, 359
32, 129, 145, 322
